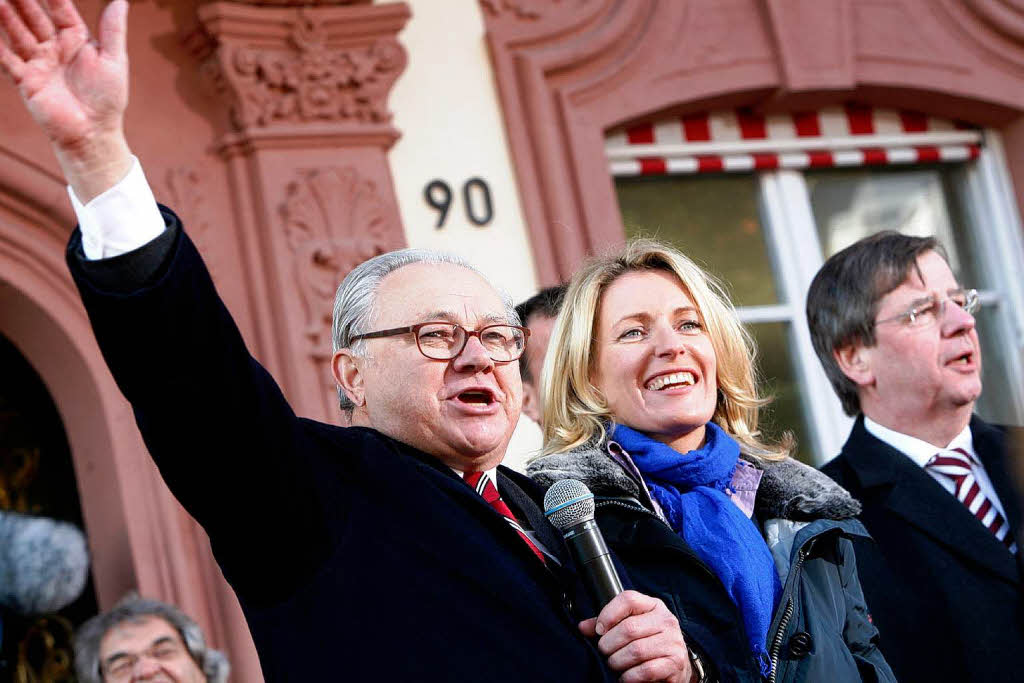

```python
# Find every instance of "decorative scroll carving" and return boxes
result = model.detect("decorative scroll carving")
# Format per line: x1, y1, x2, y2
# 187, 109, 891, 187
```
158, 0, 370, 8
480, 0, 559, 20
938, 0, 1024, 70
204, 10, 406, 131
280, 167, 398, 412
478, 0, 601, 23
854, 1, 963, 71
239, 1, 370, 5
963, 0, 1024, 42
163, 167, 208, 233
162, 166, 216, 275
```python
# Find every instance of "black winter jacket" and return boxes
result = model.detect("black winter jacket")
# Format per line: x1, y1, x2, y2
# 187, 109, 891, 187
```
529, 438, 896, 683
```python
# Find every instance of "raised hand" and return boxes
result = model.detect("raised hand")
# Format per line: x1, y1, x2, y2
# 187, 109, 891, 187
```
0, 0, 131, 201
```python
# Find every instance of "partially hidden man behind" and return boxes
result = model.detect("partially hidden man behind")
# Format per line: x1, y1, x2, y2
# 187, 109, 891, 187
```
501, 285, 566, 471
0, 1, 695, 681
807, 230, 1024, 683
515, 284, 567, 425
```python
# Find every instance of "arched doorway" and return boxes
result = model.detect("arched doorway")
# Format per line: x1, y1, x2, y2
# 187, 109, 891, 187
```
0, 332, 98, 681
0, 166, 260, 679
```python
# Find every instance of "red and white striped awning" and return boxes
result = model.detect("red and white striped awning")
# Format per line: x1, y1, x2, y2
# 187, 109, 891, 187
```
606, 105, 982, 176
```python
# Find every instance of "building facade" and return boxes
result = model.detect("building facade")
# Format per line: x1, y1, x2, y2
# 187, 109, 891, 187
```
1, 0, 1022, 678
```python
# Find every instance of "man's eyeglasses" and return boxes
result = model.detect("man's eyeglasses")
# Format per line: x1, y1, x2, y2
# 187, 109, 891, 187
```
350, 322, 530, 362
873, 288, 979, 329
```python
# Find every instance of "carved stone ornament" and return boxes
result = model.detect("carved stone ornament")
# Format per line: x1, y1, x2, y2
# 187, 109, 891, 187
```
280, 166, 398, 410
962, 0, 1024, 42
162, 166, 217, 275
238, 1, 371, 5
204, 10, 406, 131
479, 0, 558, 20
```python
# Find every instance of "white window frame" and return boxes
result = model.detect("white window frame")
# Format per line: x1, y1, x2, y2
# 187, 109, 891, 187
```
961, 131, 1024, 411
756, 170, 854, 462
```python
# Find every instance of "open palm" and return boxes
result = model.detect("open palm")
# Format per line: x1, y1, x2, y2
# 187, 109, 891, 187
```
0, 0, 128, 149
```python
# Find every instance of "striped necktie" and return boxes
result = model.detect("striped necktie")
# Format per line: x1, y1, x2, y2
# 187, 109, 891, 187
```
926, 449, 1017, 554
463, 471, 546, 564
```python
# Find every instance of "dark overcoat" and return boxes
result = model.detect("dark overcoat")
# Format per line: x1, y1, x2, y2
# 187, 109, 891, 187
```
822, 415, 1024, 683
66, 210, 620, 682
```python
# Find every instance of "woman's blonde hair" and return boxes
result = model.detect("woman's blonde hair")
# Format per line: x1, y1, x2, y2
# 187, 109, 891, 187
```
539, 238, 791, 460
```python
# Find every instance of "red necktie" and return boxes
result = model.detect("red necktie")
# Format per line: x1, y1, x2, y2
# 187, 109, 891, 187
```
463, 471, 546, 564
927, 449, 1017, 554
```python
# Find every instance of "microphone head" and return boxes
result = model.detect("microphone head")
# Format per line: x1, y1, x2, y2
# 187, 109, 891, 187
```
0, 511, 89, 614
543, 479, 595, 531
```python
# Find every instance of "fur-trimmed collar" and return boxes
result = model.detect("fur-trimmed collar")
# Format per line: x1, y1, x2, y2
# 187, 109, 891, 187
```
527, 435, 861, 521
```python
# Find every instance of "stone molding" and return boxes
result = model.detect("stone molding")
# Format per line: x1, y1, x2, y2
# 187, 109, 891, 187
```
483, 0, 1024, 285
962, 0, 1024, 42
233, 1, 371, 5
194, 1, 409, 139
280, 166, 401, 416
765, 0, 856, 92
483, 0, 1024, 282
162, 166, 217, 273
0, 148, 75, 238
479, 0, 564, 21
181, 0, 410, 426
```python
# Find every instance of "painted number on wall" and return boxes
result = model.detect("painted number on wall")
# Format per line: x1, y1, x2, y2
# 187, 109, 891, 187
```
424, 178, 494, 228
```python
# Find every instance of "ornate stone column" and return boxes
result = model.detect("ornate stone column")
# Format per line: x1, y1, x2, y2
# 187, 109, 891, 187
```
192, 0, 410, 422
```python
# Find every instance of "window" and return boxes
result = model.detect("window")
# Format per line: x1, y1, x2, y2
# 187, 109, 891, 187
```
609, 107, 1024, 463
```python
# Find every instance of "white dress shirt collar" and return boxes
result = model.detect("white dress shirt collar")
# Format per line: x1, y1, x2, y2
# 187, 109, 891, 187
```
450, 466, 499, 486
863, 416, 976, 467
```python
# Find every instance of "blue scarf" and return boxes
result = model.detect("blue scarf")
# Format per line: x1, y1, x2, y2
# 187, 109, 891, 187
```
612, 422, 781, 676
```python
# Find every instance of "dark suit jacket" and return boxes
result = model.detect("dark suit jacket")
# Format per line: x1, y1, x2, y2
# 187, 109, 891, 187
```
822, 415, 1024, 683
66, 210, 619, 681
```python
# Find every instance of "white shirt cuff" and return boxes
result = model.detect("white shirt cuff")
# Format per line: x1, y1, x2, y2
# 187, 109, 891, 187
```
69, 157, 166, 260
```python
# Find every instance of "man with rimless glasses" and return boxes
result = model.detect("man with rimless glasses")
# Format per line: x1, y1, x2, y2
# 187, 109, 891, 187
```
0, 1, 694, 680
807, 231, 1024, 683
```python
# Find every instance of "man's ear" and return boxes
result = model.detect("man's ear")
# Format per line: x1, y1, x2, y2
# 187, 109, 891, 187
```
521, 381, 541, 424
834, 344, 874, 388
332, 349, 366, 407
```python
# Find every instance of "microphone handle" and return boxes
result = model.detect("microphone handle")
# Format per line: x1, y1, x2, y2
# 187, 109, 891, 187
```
564, 519, 624, 609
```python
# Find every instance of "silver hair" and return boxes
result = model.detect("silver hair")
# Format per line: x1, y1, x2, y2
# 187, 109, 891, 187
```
73, 594, 230, 683
332, 248, 520, 414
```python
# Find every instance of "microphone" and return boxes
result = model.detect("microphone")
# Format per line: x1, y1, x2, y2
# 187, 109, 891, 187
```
0, 510, 89, 614
544, 479, 623, 610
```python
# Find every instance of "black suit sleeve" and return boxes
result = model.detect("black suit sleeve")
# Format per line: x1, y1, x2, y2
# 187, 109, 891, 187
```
67, 206, 179, 292
66, 208, 334, 603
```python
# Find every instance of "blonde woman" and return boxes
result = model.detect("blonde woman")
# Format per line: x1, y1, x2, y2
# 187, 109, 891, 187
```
528, 239, 894, 683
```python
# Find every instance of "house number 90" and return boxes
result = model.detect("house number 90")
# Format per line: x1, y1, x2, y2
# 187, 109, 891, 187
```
424, 178, 494, 228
